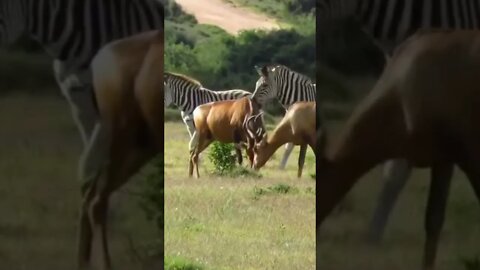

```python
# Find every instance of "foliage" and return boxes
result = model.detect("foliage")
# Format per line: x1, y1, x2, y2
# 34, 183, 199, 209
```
165, 0, 315, 116
166, 27, 315, 115
163, 0, 197, 24
139, 156, 164, 235
208, 142, 237, 175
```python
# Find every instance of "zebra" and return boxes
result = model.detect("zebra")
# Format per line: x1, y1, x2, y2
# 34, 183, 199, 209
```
318, 0, 480, 243
252, 64, 316, 170
0, 0, 163, 267
164, 72, 253, 163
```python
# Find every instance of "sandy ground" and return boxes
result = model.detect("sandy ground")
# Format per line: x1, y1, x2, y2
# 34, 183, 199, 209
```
175, 0, 280, 34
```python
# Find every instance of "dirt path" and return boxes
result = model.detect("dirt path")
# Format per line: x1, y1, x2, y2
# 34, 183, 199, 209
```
175, 0, 280, 35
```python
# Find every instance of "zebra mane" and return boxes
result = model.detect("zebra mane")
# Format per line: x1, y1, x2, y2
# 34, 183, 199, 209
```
165, 72, 203, 88
267, 64, 314, 84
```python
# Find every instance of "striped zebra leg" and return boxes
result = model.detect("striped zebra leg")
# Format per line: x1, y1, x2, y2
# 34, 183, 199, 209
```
183, 113, 206, 164
182, 111, 196, 138
297, 144, 307, 177
53, 61, 98, 147
367, 159, 411, 242
279, 142, 295, 169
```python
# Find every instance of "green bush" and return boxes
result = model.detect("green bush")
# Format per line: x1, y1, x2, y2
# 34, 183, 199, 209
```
165, 6, 315, 116
208, 142, 237, 175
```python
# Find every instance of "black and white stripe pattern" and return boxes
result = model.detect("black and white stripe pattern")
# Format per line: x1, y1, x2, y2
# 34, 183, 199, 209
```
319, 0, 480, 54
252, 64, 316, 108
0, 0, 164, 70
165, 72, 251, 116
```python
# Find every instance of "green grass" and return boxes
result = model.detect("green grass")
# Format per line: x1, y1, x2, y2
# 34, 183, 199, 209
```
318, 121, 480, 270
164, 120, 316, 270
0, 94, 158, 270
165, 256, 205, 270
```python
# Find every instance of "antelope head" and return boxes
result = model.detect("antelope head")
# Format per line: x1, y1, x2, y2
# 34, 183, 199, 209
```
252, 133, 269, 170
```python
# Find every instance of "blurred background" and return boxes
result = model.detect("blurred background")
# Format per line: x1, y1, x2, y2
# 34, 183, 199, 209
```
317, 8, 480, 270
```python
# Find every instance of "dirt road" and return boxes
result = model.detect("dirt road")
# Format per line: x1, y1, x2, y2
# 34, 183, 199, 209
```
175, 0, 280, 34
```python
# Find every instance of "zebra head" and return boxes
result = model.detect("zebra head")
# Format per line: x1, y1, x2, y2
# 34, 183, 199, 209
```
252, 64, 279, 105
0, 0, 26, 45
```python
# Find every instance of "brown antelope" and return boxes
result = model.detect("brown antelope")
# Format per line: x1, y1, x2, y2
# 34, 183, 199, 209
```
189, 97, 265, 178
252, 101, 316, 177
317, 29, 480, 270
79, 30, 164, 270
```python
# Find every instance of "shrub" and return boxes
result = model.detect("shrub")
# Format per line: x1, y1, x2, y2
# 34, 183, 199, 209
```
208, 142, 237, 175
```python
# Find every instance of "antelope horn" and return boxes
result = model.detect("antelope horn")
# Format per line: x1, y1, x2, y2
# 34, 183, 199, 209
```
253, 111, 264, 121
246, 115, 255, 125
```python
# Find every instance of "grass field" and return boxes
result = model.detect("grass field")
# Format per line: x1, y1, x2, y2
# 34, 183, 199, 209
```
0, 94, 159, 270
318, 121, 480, 270
5, 93, 478, 270
164, 118, 316, 270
